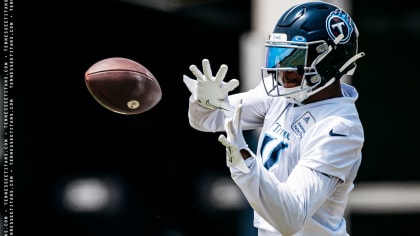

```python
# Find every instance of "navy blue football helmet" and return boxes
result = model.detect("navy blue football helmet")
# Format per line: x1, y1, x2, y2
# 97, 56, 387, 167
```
261, 2, 365, 103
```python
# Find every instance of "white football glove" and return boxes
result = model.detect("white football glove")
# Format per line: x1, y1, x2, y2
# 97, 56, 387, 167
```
218, 100, 250, 173
183, 58, 239, 117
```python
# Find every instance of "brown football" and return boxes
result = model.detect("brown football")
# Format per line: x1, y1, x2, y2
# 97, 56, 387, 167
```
85, 57, 162, 115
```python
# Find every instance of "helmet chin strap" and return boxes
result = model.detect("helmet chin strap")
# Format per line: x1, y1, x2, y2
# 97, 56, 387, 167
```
307, 51, 366, 98
281, 79, 318, 105
304, 34, 366, 99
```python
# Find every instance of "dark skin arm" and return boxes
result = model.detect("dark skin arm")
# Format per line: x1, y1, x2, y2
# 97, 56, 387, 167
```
240, 149, 252, 160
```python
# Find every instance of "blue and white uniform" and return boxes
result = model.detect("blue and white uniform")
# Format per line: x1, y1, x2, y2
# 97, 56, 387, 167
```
187, 81, 364, 236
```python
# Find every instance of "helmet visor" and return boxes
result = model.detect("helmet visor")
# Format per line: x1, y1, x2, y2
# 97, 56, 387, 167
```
265, 46, 307, 69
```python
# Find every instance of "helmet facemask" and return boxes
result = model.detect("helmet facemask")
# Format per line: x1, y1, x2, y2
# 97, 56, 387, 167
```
261, 34, 327, 104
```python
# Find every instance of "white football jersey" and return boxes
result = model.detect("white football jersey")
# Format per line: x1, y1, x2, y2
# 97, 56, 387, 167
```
187, 80, 364, 236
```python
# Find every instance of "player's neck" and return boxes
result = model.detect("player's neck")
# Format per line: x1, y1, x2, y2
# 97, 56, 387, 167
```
303, 81, 343, 104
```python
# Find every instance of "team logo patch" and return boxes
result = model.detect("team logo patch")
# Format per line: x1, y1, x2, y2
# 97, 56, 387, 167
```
291, 111, 316, 139
326, 9, 354, 44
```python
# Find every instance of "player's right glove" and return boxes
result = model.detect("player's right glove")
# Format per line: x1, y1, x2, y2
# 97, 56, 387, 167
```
183, 58, 239, 116
218, 100, 250, 173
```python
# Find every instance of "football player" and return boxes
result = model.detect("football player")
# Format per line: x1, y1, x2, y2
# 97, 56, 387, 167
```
183, 2, 365, 235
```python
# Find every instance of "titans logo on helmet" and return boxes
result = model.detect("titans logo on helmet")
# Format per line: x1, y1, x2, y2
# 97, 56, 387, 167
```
325, 9, 354, 44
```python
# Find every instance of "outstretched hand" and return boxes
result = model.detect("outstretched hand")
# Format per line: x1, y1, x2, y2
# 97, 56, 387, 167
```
183, 58, 239, 116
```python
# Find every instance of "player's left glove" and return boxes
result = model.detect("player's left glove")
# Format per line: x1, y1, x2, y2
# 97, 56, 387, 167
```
218, 100, 250, 173
183, 58, 239, 117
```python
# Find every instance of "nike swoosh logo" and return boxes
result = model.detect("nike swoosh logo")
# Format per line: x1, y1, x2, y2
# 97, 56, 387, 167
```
197, 99, 224, 110
329, 129, 347, 137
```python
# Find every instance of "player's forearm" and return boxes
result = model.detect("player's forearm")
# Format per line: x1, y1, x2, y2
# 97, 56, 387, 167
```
240, 149, 252, 160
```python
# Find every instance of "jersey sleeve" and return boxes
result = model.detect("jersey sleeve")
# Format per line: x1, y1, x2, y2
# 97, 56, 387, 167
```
187, 95, 227, 132
231, 158, 341, 235
187, 79, 271, 132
